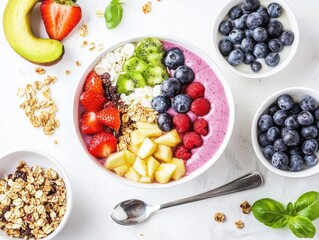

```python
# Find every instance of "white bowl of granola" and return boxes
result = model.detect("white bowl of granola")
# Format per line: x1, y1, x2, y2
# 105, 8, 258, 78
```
0, 149, 72, 240
73, 36, 235, 188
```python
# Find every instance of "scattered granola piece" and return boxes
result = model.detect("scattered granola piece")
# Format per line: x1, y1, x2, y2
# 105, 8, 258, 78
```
89, 42, 96, 51
214, 212, 226, 222
235, 220, 244, 229
66, 70, 71, 76
76, 61, 82, 66
240, 201, 251, 214
139, 233, 144, 237
142, 1, 152, 14
54, 140, 58, 145
96, 10, 104, 18
81, 40, 88, 48
35, 67, 46, 75
79, 24, 88, 37
97, 43, 104, 51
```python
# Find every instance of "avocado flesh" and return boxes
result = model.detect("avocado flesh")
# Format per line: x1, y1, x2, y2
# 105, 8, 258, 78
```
3, 0, 64, 64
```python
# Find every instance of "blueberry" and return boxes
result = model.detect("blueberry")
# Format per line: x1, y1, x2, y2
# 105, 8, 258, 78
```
229, 6, 243, 19
160, 78, 182, 98
244, 29, 254, 38
246, 12, 264, 30
301, 126, 319, 139
251, 61, 262, 72
157, 113, 174, 132
172, 94, 192, 113
267, 126, 280, 142
233, 14, 249, 30
257, 6, 270, 23
174, 65, 195, 85
314, 108, 319, 120
279, 31, 295, 46
163, 48, 184, 69
253, 42, 269, 58
228, 49, 244, 66
288, 146, 302, 156
218, 20, 233, 36
277, 94, 294, 110
267, 20, 283, 38
151, 95, 171, 113
304, 154, 318, 167
302, 139, 318, 155
218, 39, 234, 57
271, 151, 289, 169
283, 129, 300, 146
258, 114, 273, 132
263, 145, 276, 160
284, 115, 299, 129
268, 39, 283, 53
258, 132, 272, 147
267, 3, 282, 18
289, 155, 304, 172
316, 120, 319, 129
228, 29, 245, 44
297, 111, 314, 126
265, 52, 280, 67
243, 53, 255, 64
268, 104, 279, 116
274, 138, 287, 151
281, 127, 289, 138
241, 37, 255, 53
242, 0, 260, 13
273, 110, 288, 125
289, 102, 302, 115
253, 27, 268, 42
300, 96, 318, 112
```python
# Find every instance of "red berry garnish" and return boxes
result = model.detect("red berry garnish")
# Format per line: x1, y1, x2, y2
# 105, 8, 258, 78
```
174, 145, 192, 160
173, 114, 192, 134
185, 82, 205, 100
190, 98, 211, 116
183, 131, 203, 149
193, 119, 209, 136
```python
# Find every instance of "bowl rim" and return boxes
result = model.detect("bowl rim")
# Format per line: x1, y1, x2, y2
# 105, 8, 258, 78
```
72, 35, 235, 188
211, 0, 300, 79
0, 149, 73, 240
251, 86, 319, 178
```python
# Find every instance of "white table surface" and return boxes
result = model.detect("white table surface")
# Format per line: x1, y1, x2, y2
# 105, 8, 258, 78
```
1, 0, 319, 239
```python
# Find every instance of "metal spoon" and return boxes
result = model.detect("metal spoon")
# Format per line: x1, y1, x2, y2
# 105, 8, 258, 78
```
111, 172, 263, 225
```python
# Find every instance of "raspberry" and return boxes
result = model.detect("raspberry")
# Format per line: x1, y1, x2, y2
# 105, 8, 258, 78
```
174, 145, 192, 160
193, 119, 209, 136
173, 114, 192, 134
185, 82, 205, 100
183, 131, 203, 149
190, 98, 211, 116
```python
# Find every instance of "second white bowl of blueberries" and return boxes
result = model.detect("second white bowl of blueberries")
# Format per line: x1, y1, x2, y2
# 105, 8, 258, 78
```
252, 87, 319, 178
213, 0, 299, 78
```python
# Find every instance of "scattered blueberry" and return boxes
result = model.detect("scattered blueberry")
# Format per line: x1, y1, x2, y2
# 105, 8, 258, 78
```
246, 12, 264, 30
301, 126, 319, 139
273, 110, 288, 125
163, 48, 184, 69
229, 6, 243, 19
289, 155, 304, 172
263, 145, 276, 160
243, 53, 255, 64
228, 29, 245, 44
267, 20, 283, 37
267, 3, 282, 18
274, 138, 287, 151
304, 154, 318, 167
241, 37, 255, 53
251, 61, 262, 72
157, 113, 174, 132
300, 96, 318, 112
279, 31, 295, 46
174, 65, 195, 85
269, 104, 280, 116
267, 126, 280, 142
253, 42, 269, 58
277, 94, 294, 110
302, 139, 318, 155
257, 6, 270, 23
172, 94, 192, 113
271, 151, 289, 169
284, 115, 299, 129
265, 52, 280, 67
233, 14, 249, 30
283, 129, 300, 146
253, 27, 268, 42
160, 78, 182, 98
242, 0, 260, 13
268, 39, 283, 53
258, 114, 274, 132
228, 49, 244, 66
297, 111, 314, 127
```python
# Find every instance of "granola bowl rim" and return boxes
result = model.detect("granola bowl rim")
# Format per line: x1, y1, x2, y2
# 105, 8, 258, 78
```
73, 35, 235, 188
0, 149, 73, 240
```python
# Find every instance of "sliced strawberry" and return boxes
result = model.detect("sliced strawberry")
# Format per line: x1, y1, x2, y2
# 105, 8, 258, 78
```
84, 71, 105, 96
40, 0, 82, 41
87, 132, 117, 159
97, 107, 121, 130
80, 112, 104, 135
80, 91, 107, 112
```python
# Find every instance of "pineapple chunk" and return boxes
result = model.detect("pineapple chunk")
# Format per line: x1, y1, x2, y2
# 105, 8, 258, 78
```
155, 163, 176, 184
130, 130, 145, 146
137, 121, 162, 138
124, 167, 140, 182
153, 144, 172, 163
137, 138, 157, 159
145, 156, 160, 176
133, 157, 147, 177
128, 144, 139, 155
154, 129, 182, 147
171, 158, 186, 180
113, 164, 130, 177
139, 176, 153, 183
124, 149, 136, 165
104, 151, 126, 170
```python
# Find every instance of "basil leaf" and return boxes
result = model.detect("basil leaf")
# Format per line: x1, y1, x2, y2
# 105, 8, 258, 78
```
104, 0, 123, 29
252, 198, 287, 228
288, 215, 316, 238
294, 191, 319, 221
286, 202, 296, 216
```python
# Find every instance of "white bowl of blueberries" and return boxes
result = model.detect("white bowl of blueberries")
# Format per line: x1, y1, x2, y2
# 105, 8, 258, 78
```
212, 0, 299, 78
252, 87, 319, 178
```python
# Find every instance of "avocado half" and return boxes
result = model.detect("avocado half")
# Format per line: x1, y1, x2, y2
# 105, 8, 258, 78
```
3, 0, 64, 65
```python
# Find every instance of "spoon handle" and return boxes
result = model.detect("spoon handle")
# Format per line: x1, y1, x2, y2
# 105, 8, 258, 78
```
160, 172, 263, 210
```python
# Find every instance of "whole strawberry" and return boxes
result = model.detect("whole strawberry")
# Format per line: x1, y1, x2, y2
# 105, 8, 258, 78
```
41, 0, 82, 41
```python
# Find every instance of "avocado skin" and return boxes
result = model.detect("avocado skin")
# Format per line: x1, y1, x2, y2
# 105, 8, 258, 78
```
3, 0, 64, 65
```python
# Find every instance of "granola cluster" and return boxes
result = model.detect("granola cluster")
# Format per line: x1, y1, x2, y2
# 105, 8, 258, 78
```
0, 162, 67, 239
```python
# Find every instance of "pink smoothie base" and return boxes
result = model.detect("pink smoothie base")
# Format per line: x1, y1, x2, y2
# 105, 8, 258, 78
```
79, 40, 230, 176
